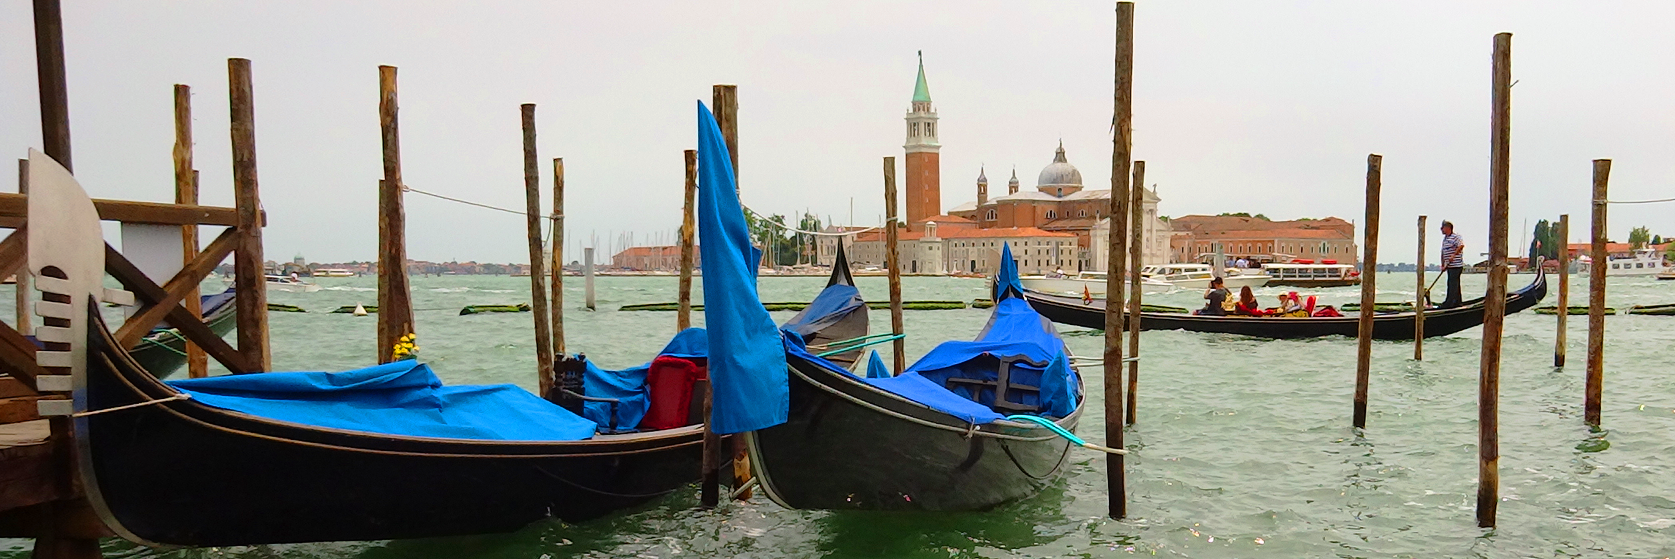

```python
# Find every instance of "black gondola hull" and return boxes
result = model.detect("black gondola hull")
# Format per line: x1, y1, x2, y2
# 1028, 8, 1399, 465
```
1025, 272, 1545, 340
81, 315, 704, 547
746, 358, 1079, 511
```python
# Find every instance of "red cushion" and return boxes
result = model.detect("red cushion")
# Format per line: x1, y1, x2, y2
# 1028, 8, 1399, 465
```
641, 356, 707, 431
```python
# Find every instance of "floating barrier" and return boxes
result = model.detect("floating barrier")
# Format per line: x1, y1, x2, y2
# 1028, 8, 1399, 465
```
1536, 306, 1613, 316
460, 303, 532, 315
267, 303, 307, 313
620, 300, 969, 312
1624, 303, 1675, 316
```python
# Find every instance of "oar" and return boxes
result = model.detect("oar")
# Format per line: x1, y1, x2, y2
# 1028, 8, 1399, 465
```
1005, 414, 1127, 454
1421, 271, 1444, 307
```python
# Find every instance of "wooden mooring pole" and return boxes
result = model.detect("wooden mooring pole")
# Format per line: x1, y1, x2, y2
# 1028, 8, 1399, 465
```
521, 104, 555, 396
174, 84, 207, 378
1353, 154, 1381, 429
1476, 32, 1513, 529
1414, 215, 1426, 359
1105, 0, 1134, 521
1585, 161, 1609, 427
14, 160, 29, 336
883, 157, 905, 374
551, 158, 565, 356
712, 84, 753, 500
376, 65, 413, 365
229, 58, 270, 371
1124, 161, 1144, 425
1554, 214, 1568, 367
679, 150, 698, 331
583, 248, 595, 310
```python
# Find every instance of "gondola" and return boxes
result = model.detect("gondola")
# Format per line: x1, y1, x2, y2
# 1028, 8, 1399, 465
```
25, 148, 866, 547
745, 244, 1084, 511
1024, 271, 1546, 340
129, 288, 237, 377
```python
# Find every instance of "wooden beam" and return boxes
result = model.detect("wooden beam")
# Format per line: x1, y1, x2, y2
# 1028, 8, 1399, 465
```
33, 0, 71, 172
0, 194, 245, 227
1354, 154, 1381, 429
0, 377, 33, 399
1415, 215, 1426, 359
175, 85, 207, 378
883, 157, 904, 374
678, 150, 697, 332
1554, 214, 1569, 367
0, 227, 25, 288
13, 162, 29, 337
113, 228, 238, 347
376, 65, 414, 365
228, 58, 270, 371
712, 85, 739, 190
1476, 32, 1512, 529
1585, 162, 1609, 427
0, 320, 46, 390
1124, 161, 1144, 426
550, 158, 565, 355
521, 104, 555, 396
1105, 0, 1134, 521
104, 243, 252, 374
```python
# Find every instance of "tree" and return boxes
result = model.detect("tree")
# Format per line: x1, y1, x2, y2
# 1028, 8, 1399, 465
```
1653, 235, 1664, 246
1629, 226, 1652, 249
1528, 219, 1550, 263
1253, 214, 1270, 221
1216, 212, 1252, 218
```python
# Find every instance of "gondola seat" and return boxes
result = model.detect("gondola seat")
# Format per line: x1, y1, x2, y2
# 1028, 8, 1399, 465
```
641, 355, 708, 430
943, 354, 1046, 413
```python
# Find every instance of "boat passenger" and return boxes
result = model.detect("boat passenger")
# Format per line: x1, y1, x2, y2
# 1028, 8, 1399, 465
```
1234, 286, 1265, 316
1196, 277, 1229, 316
1278, 292, 1309, 318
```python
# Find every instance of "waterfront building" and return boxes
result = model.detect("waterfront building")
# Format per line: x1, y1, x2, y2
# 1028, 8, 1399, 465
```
1165, 214, 1358, 264
611, 245, 698, 271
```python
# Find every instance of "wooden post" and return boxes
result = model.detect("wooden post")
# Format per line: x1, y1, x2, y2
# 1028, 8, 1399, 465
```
712, 85, 739, 191
583, 248, 595, 310
14, 160, 30, 336
1477, 32, 1513, 529
1414, 215, 1426, 359
228, 58, 270, 371
1124, 161, 1144, 425
1554, 214, 1569, 367
884, 157, 905, 373
678, 150, 698, 331
521, 104, 555, 396
551, 158, 565, 355
376, 65, 414, 365
34, 0, 72, 171
1585, 161, 1609, 427
172, 84, 207, 378
1105, 0, 1134, 521
1353, 154, 1381, 429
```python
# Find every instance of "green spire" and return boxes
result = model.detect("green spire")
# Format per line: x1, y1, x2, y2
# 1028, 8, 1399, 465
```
912, 50, 931, 103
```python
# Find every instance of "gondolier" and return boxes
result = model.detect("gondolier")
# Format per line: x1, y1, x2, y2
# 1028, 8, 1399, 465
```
1440, 221, 1466, 308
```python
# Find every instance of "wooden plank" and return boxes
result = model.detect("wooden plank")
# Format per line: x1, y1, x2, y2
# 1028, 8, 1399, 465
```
0, 194, 244, 227
33, 0, 72, 173
228, 58, 270, 371
105, 244, 251, 374
14, 161, 29, 337
0, 320, 46, 390
1353, 154, 1381, 429
1555, 214, 1568, 367
1476, 32, 1512, 529
1106, 0, 1134, 521
0, 226, 26, 283
0, 396, 63, 424
0, 377, 32, 399
376, 66, 414, 365
1585, 162, 1609, 427
678, 150, 697, 332
1124, 161, 1144, 425
113, 227, 237, 347
0, 422, 61, 513
521, 104, 555, 397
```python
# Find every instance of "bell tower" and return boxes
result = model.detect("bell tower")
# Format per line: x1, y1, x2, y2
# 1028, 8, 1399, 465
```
903, 51, 941, 229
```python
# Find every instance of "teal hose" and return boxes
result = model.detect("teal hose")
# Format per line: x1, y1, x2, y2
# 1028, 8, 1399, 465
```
1005, 414, 1127, 455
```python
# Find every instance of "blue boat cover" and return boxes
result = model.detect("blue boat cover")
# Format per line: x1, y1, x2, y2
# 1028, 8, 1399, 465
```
865, 350, 890, 379
781, 283, 864, 343
783, 340, 1004, 425
696, 101, 789, 434
167, 360, 598, 441
580, 328, 708, 430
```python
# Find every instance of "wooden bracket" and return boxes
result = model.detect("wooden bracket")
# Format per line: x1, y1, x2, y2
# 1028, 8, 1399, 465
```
104, 240, 252, 374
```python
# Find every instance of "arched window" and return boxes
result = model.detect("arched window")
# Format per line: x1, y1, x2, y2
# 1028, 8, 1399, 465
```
1080, 210, 1088, 217
985, 209, 997, 221
911, 123, 919, 136
1046, 210, 1057, 220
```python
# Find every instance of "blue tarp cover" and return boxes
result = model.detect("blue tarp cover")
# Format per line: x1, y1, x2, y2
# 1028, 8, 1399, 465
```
580, 327, 708, 430
697, 101, 789, 434
781, 283, 864, 343
167, 360, 598, 441
865, 350, 890, 379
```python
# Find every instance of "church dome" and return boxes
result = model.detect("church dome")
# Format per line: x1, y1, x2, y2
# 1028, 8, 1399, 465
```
1036, 142, 1083, 189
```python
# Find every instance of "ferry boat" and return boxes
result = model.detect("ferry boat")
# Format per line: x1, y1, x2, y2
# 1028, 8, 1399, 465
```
1261, 260, 1360, 287
1020, 271, 1175, 297
1140, 263, 1270, 289
1576, 247, 1669, 277
313, 268, 357, 277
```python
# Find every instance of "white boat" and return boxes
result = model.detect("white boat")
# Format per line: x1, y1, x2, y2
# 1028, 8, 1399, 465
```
1021, 271, 1174, 297
1261, 260, 1360, 287
1140, 263, 1270, 290
265, 274, 322, 293
313, 268, 357, 277
1576, 247, 1669, 277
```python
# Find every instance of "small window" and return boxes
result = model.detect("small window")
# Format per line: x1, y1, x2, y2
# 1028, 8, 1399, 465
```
1080, 210, 1088, 217
1046, 210, 1057, 220
985, 209, 997, 221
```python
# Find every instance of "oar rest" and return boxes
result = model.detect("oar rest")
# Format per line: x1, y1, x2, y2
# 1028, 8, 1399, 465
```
545, 354, 626, 433
945, 354, 1046, 413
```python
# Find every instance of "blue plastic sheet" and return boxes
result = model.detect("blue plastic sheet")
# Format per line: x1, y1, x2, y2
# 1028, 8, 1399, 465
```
696, 102, 789, 434
782, 283, 864, 343
580, 328, 708, 430
783, 342, 1003, 424
168, 361, 597, 441
865, 350, 890, 379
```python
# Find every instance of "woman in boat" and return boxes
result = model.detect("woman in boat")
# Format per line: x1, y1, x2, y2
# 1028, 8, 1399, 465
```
1234, 286, 1265, 316
1196, 277, 1229, 316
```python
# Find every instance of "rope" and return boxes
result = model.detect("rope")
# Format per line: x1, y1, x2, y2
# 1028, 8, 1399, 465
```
138, 331, 190, 357
403, 185, 559, 221
1598, 197, 1675, 205
744, 207, 880, 237
72, 393, 192, 417
1004, 414, 1127, 454
729, 477, 760, 500
785, 364, 1061, 443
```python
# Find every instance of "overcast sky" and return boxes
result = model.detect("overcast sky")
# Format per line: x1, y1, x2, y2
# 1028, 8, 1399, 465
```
2, 1, 1671, 264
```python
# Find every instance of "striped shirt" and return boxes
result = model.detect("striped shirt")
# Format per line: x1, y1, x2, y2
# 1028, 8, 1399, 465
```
1441, 233, 1465, 268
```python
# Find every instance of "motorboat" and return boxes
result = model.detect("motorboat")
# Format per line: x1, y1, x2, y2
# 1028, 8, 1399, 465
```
1141, 263, 1270, 289
1576, 247, 1670, 277
265, 274, 322, 293
312, 268, 357, 277
1020, 270, 1174, 297
1261, 260, 1360, 287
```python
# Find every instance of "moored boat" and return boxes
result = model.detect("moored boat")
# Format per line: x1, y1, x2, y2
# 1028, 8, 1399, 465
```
263, 274, 322, 292
1142, 263, 1270, 289
130, 288, 238, 378
1261, 260, 1361, 287
1021, 270, 1174, 297
1024, 270, 1545, 340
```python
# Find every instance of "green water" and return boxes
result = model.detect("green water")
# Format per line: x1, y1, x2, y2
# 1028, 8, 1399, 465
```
4, 272, 1672, 558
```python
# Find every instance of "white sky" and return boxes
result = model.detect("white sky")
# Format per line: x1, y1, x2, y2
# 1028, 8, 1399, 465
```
2, 1, 1671, 264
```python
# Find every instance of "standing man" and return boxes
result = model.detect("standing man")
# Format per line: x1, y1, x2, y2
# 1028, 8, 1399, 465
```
1439, 220, 1466, 308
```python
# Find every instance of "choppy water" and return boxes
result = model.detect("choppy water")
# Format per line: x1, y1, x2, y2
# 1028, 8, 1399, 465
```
4, 272, 1672, 558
